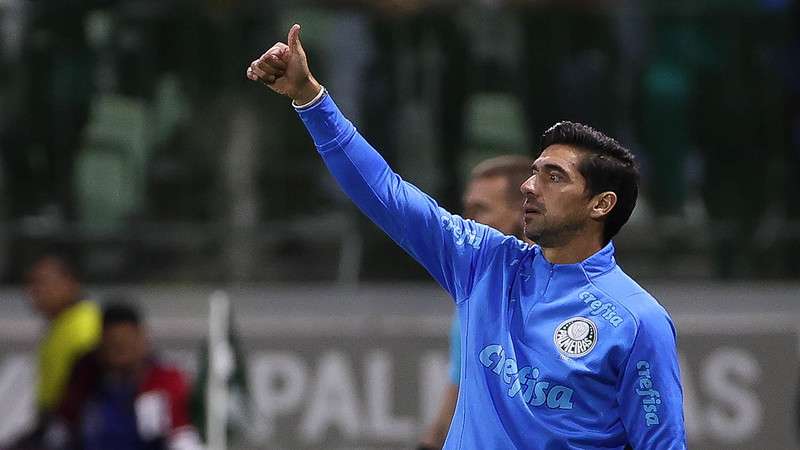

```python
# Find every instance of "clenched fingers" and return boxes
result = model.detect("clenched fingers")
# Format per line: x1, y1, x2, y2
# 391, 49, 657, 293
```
265, 42, 290, 63
246, 40, 292, 85
249, 58, 284, 84
260, 53, 287, 71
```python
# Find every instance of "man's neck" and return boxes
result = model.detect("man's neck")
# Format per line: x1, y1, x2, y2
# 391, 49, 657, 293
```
541, 234, 604, 265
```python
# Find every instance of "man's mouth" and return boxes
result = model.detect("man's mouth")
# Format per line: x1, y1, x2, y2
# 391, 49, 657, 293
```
524, 204, 543, 215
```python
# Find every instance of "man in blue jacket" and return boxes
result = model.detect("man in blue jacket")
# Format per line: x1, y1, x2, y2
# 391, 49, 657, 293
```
247, 24, 686, 450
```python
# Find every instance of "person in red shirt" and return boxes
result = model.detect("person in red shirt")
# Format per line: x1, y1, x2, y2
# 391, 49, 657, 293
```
50, 300, 202, 450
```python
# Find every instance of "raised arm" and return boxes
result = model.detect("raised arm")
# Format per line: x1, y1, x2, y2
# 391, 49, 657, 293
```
246, 25, 512, 301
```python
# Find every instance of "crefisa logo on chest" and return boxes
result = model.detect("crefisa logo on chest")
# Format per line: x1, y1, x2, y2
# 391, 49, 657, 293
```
553, 317, 598, 358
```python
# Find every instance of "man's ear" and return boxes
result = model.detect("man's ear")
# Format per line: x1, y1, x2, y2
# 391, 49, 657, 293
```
590, 191, 617, 220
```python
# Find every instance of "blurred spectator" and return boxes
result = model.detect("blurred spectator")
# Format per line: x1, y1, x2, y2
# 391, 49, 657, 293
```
515, 0, 622, 149
2, 0, 799, 283
129, 0, 324, 281
691, 0, 789, 278
786, 0, 800, 276
360, 0, 471, 211
330, 0, 472, 280
0, 0, 27, 213
9, 252, 101, 449
634, 0, 794, 277
49, 301, 202, 450
636, 1, 698, 220
1, 0, 106, 222
418, 155, 533, 450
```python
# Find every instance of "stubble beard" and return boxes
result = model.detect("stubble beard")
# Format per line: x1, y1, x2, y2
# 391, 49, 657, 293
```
524, 216, 587, 248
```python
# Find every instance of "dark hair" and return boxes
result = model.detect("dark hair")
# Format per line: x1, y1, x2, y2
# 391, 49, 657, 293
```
540, 121, 639, 244
470, 155, 535, 206
102, 300, 142, 330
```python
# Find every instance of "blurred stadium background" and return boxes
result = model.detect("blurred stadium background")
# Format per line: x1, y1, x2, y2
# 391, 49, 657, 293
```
0, 0, 798, 449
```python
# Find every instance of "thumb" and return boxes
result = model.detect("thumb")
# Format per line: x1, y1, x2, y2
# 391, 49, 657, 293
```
288, 24, 303, 55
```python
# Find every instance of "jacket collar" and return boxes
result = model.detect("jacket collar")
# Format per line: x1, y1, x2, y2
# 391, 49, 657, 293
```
532, 241, 617, 279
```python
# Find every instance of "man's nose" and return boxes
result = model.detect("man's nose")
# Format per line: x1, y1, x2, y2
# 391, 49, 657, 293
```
520, 175, 537, 195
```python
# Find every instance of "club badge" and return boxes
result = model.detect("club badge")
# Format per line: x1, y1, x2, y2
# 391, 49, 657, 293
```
554, 317, 597, 358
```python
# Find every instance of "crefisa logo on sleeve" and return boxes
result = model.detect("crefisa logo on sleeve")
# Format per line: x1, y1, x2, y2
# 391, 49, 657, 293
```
636, 360, 662, 426
579, 291, 624, 327
553, 317, 597, 358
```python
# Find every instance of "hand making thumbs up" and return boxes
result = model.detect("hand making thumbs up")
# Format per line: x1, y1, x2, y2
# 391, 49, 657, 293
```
247, 24, 322, 105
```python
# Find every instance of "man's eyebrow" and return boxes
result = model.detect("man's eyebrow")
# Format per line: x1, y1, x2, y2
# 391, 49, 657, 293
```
532, 162, 570, 176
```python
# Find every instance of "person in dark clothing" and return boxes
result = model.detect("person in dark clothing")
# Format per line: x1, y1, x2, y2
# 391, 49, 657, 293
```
49, 301, 202, 450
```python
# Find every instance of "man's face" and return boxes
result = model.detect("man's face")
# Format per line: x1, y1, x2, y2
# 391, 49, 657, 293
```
520, 145, 594, 247
102, 322, 148, 374
26, 257, 80, 319
463, 175, 522, 237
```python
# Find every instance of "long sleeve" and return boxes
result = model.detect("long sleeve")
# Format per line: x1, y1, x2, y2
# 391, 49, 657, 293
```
617, 308, 687, 449
296, 93, 509, 302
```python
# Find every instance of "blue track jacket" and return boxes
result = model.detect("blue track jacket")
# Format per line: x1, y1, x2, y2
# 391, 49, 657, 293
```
295, 92, 686, 450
